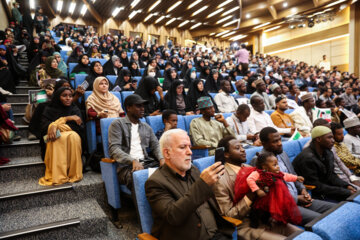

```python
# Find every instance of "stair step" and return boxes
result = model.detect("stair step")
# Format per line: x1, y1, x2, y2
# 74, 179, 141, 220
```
6, 94, 29, 103
13, 113, 26, 125
0, 156, 44, 182
18, 81, 29, 86
9, 103, 28, 114
15, 86, 40, 94
0, 139, 40, 158
0, 199, 108, 239
15, 125, 31, 138
0, 172, 106, 214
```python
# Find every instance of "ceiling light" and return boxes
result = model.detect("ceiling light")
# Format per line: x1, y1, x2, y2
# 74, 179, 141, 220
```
166, 18, 177, 25
207, 8, 224, 18
216, 15, 232, 24
155, 15, 165, 23
283, 2, 288, 7
221, 31, 236, 38
245, 13, 251, 19
148, 0, 161, 12
209, 32, 215, 36
221, 6, 240, 16
131, 0, 141, 8
218, 0, 232, 8
253, 18, 260, 24
253, 22, 270, 29
188, 0, 202, 9
92, 0, 96, 3
178, 20, 189, 27
190, 22, 202, 29
326, 0, 347, 7
216, 30, 230, 37
29, 0, 35, 9
291, 8, 297, 14
264, 25, 281, 32
69, 2, 76, 14
192, 5, 208, 16
80, 4, 87, 15
144, 14, 153, 22
129, 10, 140, 19
112, 7, 124, 17
223, 19, 239, 27
167, 1, 182, 12
230, 34, 247, 41
57, 0, 63, 12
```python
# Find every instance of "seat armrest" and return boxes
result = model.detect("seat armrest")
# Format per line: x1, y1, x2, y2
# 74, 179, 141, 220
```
304, 184, 316, 190
222, 216, 242, 227
348, 165, 357, 170
138, 233, 158, 240
102, 158, 116, 163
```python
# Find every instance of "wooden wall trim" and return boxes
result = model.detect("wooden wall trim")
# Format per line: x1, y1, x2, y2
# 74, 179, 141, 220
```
264, 24, 349, 53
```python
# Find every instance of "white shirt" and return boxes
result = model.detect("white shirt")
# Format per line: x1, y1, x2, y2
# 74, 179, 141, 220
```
214, 92, 238, 113
247, 108, 291, 134
343, 134, 360, 159
319, 60, 331, 71
129, 123, 145, 161
226, 114, 251, 142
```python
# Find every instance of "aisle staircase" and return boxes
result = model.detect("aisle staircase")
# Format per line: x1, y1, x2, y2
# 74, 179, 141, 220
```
0, 56, 139, 239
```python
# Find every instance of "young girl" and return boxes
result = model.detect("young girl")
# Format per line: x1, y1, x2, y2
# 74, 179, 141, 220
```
234, 152, 304, 226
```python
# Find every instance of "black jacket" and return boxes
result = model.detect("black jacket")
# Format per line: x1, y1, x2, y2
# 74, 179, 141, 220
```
292, 141, 351, 201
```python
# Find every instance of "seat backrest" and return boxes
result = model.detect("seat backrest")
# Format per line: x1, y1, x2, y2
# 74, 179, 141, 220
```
222, 113, 232, 119
265, 110, 275, 115
90, 58, 107, 66
245, 146, 263, 164
285, 109, 294, 114
140, 68, 145, 75
146, 115, 187, 134
289, 231, 322, 240
297, 137, 311, 150
235, 76, 243, 81
133, 169, 154, 234
69, 63, 77, 74
121, 91, 134, 104
193, 156, 215, 173
310, 202, 360, 240
74, 74, 88, 88
177, 115, 186, 131
106, 75, 117, 85
100, 117, 119, 158
209, 93, 217, 99
159, 69, 164, 77
196, 72, 200, 78
283, 140, 302, 162
184, 114, 202, 132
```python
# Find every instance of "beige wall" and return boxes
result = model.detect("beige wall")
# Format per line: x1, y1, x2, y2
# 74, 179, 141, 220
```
0, 1, 9, 30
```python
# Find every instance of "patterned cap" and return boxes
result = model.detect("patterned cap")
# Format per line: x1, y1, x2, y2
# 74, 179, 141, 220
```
197, 96, 213, 109
343, 116, 360, 129
254, 78, 265, 86
311, 126, 331, 139
300, 93, 313, 102
270, 83, 280, 92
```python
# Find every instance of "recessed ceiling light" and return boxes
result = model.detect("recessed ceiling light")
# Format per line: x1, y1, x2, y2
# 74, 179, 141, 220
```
223, 19, 239, 27
57, 0, 63, 12
155, 16, 165, 23
216, 15, 232, 24
207, 8, 224, 18
190, 22, 202, 29
80, 4, 87, 15
192, 5, 208, 16
218, 0, 233, 8
148, 0, 161, 12
144, 14, 153, 22
69, 2, 76, 14
283, 2, 288, 7
167, 1, 182, 12
216, 30, 230, 37
188, 0, 202, 9
166, 18, 177, 25
264, 25, 281, 32
178, 20, 189, 27
253, 22, 270, 29
112, 7, 124, 17
245, 13, 251, 19
221, 6, 240, 16
131, 0, 141, 8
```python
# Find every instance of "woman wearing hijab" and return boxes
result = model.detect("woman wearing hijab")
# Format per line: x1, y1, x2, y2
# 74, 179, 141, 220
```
204, 69, 221, 93
99, 41, 108, 55
186, 79, 218, 113
53, 52, 67, 76
86, 77, 124, 134
114, 69, 137, 91
39, 87, 84, 186
135, 76, 163, 116
70, 54, 90, 79
199, 65, 210, 80
130, 51, 146, 69
164, 80, 192, 115
162, 67, 178, 91
35, 56, 64, 88
85, 61, 112, 91
169, 56, 181, 71
129, 60, 141, 77
66, 46, 83, 64
103, 55, 122, 76
118, 50, 129, 68
184, 67, 197, 89
180, 60, 192, 78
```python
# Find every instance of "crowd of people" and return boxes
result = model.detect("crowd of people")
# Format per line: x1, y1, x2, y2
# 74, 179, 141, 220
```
1, 3, 360, 239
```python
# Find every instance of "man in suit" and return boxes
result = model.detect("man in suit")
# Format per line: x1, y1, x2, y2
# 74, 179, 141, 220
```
214, 136, 300, 240
145, 129, 234, 240
252, 127, 336, 224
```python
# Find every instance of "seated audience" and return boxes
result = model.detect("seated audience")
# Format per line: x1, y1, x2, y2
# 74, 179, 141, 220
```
233, 80, 248, 101
108, 94, 164, 189
186, 79, 218, 113
252, 127, 335, 225
251, 79, 271, 110
268, 83, 283, 109
103, 55, 123, 76
204, 69, 221, 93
85, 61, 109, 91
135, 76, 164, 116
293, 126, 356, 201
164, 80, 192, 115
85, 77, 124, 134
39, 87, 84, 186
162, 67, 178, 91
155, 109, 178, 139
114, 69, 137, 92
340, 86, 357, 109
66, 46, 83, 64
70, 54, 90, 79
214, 136, 300, 239
343, 116, 360, 159
129, 60, 141, 77
289, 93, 317, 134
53, 52, 67, 76
214, 80, 238, 113
248, 96, 293, 136
37, 56, 64, 88
189, 96, 234, 155
145, 129, 234, 240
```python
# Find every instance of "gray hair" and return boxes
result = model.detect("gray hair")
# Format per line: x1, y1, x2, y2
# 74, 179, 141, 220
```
159, 129, 188, 154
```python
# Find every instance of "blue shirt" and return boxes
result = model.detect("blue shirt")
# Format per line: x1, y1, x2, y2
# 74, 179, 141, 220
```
277, 153, 298, 202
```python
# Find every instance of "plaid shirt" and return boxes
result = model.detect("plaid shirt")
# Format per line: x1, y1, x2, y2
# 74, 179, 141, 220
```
334, 142, 360, 175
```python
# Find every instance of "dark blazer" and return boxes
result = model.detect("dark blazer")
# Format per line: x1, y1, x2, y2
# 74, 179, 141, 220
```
292, 142, 351, 201
145, 164, 234, 240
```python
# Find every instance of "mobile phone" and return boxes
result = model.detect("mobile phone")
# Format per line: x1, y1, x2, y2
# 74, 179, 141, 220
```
215, 147, 225, 165
79, 80, 89, 90
104, 110, 108, 113
43, 129, 61, 143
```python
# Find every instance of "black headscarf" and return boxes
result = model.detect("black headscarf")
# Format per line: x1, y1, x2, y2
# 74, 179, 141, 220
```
162, 67, 178, 91
204, 70, 220, 93
129, 60, 141, 77
186, 79, 218, 112
114, 69, 135, 91
119, 50, 130, 68
67, 46, 83, 64
164, 80, 189, 115
71, 54, 90, 75
199, 65, 210, 80
85, 61, 111, 91
135, 76, 162, 116
184, 67, 197, 89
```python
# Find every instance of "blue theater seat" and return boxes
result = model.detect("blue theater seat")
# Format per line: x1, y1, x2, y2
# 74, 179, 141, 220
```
282, 140, 302, 162
286, 231, 322, 240
89, 58, 107, 66
106, 75, 117, 85
121, 91, 134, 104
145, 115, 186, 134
74, 74, 88, 88
69, 63, 77, 75
235, 76, 243, 81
